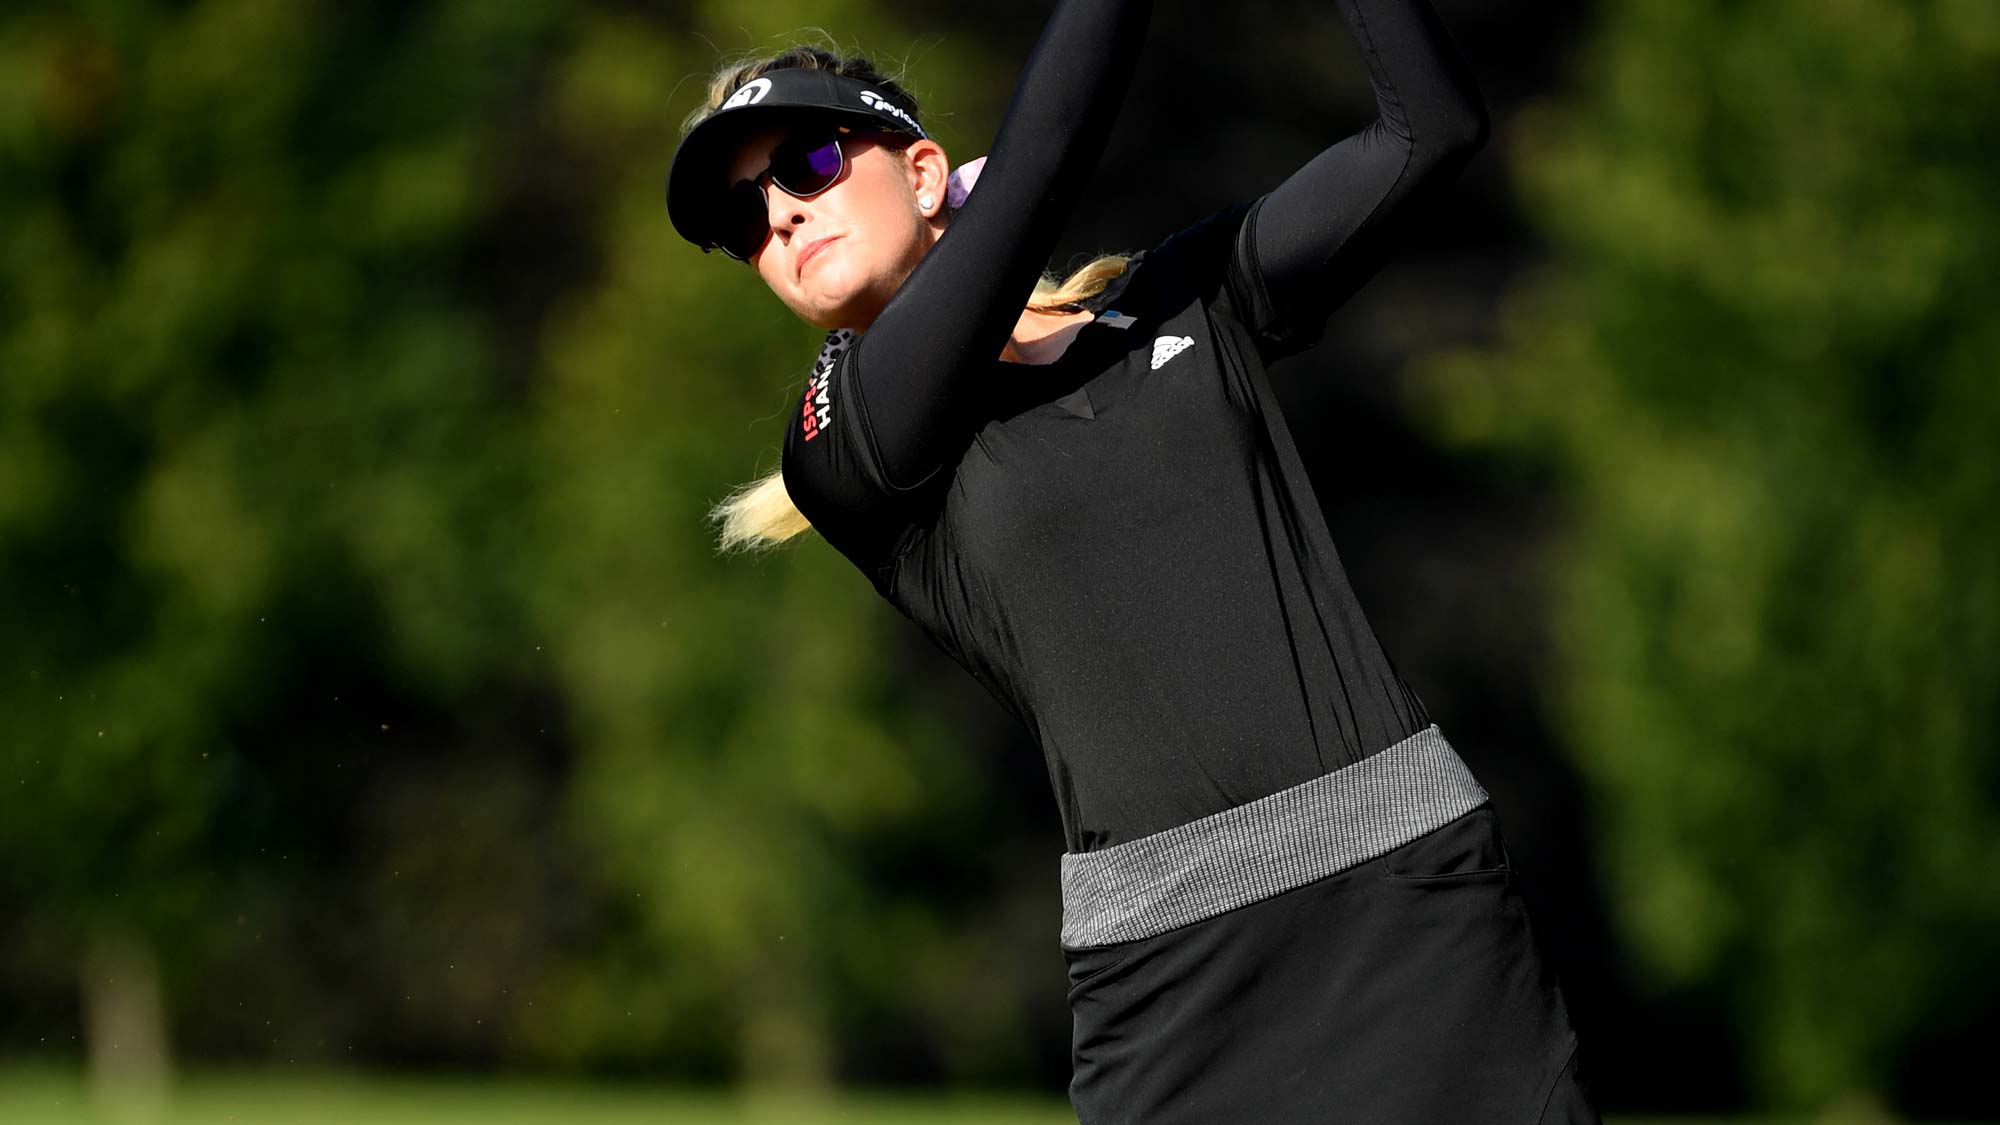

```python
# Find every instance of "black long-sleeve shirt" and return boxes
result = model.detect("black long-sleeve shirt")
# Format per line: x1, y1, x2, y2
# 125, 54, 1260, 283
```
781, 0, 1489, 854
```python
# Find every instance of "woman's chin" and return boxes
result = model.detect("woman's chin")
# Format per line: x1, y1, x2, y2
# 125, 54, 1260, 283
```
802, 305, 855, 331
797, 277, 867, 328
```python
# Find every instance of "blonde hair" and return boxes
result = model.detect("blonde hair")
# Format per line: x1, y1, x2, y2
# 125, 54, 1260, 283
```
699, 42, 1133, 557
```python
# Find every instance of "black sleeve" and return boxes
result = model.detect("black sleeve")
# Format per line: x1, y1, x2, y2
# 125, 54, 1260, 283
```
1229, 0, 1489, 364
783, 0, 1154, 570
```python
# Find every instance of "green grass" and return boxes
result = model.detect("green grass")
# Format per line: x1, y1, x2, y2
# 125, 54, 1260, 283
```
2, 1067, 1078, 1125
0, 1066, 1977, 1125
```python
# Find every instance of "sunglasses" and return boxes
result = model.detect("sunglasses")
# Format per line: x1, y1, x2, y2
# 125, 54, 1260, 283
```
712, 125, 903, 261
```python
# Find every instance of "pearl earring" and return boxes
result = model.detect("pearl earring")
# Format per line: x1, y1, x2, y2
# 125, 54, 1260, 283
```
918, 194, 935, 212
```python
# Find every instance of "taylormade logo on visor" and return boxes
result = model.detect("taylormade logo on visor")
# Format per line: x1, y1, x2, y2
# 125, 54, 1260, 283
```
858, 90, 924, 135
721, 78, 772, 111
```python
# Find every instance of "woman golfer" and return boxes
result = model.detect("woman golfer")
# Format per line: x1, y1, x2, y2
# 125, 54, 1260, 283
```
669, 0, 1599, 1119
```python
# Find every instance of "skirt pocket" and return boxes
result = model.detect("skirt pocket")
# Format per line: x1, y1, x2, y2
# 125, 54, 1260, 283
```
1378, 799, 1511, 881
1062, 939, 1134, 1003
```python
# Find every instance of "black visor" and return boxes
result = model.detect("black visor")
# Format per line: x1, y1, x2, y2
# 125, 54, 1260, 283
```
666, 69, 928, 254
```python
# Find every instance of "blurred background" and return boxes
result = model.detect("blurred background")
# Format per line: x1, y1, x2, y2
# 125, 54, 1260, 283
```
3, 0, 1996, 1121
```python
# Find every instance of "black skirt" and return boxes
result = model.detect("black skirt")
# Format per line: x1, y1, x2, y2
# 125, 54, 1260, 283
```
1063, 799, 1601, 1123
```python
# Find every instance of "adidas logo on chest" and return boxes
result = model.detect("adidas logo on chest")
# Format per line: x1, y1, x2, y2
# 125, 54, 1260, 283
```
1150, 334, 1195, 370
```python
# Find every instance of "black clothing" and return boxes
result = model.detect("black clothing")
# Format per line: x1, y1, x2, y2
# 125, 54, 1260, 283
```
782, 0, 1489, 853
1066, 801, 1601, 1123
778, 1, 1600, 1119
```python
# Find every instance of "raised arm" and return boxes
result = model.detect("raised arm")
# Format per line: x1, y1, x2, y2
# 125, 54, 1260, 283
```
845, 0, 1153, 492
1243, 0, 1489, 353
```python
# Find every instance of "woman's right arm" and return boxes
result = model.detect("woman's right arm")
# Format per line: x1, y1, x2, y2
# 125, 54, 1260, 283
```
829, 0, 1154, 493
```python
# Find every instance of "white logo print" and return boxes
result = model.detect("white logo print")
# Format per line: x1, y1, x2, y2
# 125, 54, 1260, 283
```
721, 78, 772, 111
1151, 334, 1195, 370
800, 328, 854, 442
857, 90, 925, 137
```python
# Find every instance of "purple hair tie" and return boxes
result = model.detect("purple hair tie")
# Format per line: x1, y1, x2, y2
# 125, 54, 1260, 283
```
946, 156, 986, 211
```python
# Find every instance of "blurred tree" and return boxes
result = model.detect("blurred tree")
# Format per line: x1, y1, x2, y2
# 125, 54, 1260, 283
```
1413, 0, 2000, 1113
0, 0, 575, 1090
0, 0, 1056, 1094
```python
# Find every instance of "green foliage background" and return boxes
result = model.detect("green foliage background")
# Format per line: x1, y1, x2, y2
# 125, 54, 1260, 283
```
0, 0, 1040, 1090
1413, 0, 2000, 1110
3, 0, 1996, 1116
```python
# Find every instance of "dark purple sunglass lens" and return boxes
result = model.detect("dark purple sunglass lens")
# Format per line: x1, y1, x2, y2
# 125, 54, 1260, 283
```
803, 140, 841, 181
773, 137, 842, 195
713, 134, 845, 257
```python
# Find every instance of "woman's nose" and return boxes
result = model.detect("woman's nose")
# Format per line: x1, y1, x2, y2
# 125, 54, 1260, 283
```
765, 183, 809, 234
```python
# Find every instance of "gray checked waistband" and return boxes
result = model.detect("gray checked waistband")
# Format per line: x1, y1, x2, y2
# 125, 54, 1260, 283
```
1059, 723, 1490, 948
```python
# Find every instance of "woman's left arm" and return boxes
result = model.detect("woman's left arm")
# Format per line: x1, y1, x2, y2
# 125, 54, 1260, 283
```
1243, 0, 1489, 349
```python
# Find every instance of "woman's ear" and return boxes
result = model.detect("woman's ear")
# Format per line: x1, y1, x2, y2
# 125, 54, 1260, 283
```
902, 139, 951, 218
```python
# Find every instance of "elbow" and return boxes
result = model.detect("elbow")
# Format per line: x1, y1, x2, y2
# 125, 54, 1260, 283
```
1405, 101, 1488, 180
1396, 94, 1488, 169
1439, 96, 1491, 157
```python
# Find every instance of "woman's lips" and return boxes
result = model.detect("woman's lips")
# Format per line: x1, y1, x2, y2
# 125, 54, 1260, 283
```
797, 236, 839, 277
